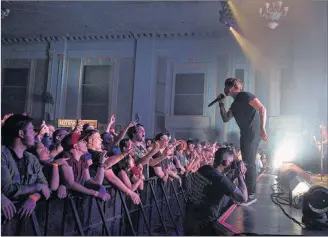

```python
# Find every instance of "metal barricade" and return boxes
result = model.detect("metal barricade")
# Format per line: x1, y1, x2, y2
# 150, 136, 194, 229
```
1, 177, 187, 236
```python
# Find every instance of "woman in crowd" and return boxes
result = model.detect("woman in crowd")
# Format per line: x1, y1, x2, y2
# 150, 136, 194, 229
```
116, 154, 145, 191
28, 142, 70, 199
173, 140, 187, 175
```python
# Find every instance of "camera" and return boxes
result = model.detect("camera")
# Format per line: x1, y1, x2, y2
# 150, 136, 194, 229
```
227, 160, 242, 181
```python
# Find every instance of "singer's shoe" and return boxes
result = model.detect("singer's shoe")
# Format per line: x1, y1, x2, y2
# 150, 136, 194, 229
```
238, 194, 257, 206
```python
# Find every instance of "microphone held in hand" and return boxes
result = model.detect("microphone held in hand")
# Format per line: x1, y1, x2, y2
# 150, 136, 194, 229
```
208, 94, 225, 107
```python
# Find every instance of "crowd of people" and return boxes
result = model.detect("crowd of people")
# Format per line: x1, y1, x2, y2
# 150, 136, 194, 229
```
1, 112, 270, 223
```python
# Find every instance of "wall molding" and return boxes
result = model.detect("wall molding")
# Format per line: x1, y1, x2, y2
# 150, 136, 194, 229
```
1, 30, 227, 45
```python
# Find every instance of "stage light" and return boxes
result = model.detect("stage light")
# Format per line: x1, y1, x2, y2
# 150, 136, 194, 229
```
302, 185, 328, 229
290, 175, 311, 203
229, 26, 232, 31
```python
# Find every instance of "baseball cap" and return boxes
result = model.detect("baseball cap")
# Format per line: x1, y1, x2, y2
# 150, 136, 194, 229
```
61, 133, 87, 151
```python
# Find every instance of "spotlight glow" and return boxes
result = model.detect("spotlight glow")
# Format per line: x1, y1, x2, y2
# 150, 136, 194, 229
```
229, 27, 270, 69
273, 138, 298, 169
228, 0, 249, 33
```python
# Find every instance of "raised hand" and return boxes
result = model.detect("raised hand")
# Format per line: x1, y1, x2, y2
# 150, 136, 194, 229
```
99, 152, 109, 164
73, 120, 84, 133
2, 113, 13, 122
109, 114, 116, 125
128, 121, 137, 128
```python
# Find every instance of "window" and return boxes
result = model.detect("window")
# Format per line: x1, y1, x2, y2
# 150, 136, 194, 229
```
235, 69, 244, 84
81, 65, 110, 123
1, 68, 29, 116
174, 73, 205, 115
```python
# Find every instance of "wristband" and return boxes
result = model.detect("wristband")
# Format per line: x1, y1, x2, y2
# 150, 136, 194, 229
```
125, 190, 132, 196
52, 163, 59, 168
98, 164, 105, 168
29, 194, 39, 201
93, 191, 99, 197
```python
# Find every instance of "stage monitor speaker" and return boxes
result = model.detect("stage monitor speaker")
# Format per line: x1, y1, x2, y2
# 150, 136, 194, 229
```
289, 174, 311, 205
277, 162, 313, 205
279, 162, 313, 184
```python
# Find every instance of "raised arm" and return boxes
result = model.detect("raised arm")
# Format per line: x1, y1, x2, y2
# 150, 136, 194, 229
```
219, 99, 234, 122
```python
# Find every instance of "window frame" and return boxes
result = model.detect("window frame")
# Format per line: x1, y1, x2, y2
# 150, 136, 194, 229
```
80, 64, 112, 123
171, 66, 207, 116
1, 67, 31, 116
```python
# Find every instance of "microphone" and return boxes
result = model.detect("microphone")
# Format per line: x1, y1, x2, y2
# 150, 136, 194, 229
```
208, 94, 225, 107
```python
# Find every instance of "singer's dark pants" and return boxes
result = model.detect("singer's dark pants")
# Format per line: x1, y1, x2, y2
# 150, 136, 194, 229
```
240, 135, 261, 195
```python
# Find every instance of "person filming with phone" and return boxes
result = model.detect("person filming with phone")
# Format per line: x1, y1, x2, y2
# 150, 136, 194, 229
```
184, 147, 248, 235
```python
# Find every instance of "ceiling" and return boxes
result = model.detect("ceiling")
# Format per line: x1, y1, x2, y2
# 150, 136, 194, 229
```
1, 1, 231, 39
2, 0, 321, 42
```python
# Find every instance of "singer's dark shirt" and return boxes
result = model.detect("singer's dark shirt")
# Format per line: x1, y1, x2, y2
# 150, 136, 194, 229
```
230, 92, 260, 138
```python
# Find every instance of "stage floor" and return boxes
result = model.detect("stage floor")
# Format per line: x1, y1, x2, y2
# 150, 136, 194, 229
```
219, 173, 328, 236
311, 174, 328, 189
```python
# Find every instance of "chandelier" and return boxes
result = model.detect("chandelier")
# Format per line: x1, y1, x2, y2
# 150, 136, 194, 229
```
259, 1, 289, 29
1, 8, 10, 18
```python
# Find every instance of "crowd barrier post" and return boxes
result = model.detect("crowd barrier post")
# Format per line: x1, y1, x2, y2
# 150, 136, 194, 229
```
159, 181, 180, 235
148, 178, 169, 235
1, 177, 188, 236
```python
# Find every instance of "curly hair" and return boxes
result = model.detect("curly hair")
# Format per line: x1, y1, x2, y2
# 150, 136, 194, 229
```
126, 123, 144, 139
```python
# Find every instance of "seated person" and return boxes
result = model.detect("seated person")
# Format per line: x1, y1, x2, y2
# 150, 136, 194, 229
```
1, 114, 50, 219
57, 133, 110, 201
184, 147, 248, 236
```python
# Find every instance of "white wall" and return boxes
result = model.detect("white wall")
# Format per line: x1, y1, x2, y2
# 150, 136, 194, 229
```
2, 0, 327, 142
2, 35, 252, 140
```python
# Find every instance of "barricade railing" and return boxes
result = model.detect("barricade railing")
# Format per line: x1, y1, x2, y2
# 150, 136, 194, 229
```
1, 177, 187, 236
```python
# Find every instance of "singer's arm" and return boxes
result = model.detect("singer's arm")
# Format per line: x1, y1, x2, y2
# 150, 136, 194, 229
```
219, 104, 233, 122
249, 98, 266, 130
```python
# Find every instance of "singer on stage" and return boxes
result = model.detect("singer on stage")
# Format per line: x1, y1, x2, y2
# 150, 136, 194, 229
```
218, 78, 268, 205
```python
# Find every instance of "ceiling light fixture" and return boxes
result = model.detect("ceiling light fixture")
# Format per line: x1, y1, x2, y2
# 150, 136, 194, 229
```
1, 8, 10, 18
259, 0, 289, 29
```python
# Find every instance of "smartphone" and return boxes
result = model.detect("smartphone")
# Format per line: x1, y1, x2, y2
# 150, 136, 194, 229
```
135, 113, 140, 123
131, 166, 140, 176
